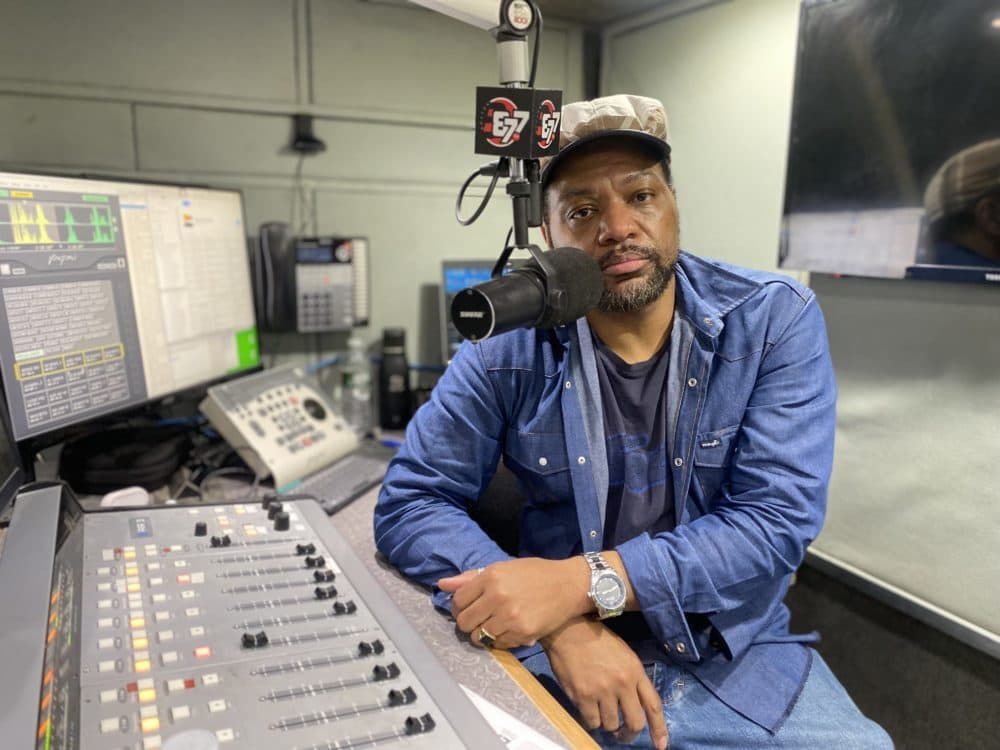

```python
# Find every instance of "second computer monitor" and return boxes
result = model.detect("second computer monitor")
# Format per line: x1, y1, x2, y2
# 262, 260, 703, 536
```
440, 260, 496, 365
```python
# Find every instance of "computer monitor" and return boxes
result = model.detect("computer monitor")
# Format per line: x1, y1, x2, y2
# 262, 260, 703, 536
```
440, 260, 495, 364
0, 171, 260, 445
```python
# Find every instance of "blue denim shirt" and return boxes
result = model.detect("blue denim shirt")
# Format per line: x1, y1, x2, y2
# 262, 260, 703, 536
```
374, 252, 836, 731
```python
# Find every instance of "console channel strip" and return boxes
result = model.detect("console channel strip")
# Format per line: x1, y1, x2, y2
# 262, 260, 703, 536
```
0, 483, 505, 750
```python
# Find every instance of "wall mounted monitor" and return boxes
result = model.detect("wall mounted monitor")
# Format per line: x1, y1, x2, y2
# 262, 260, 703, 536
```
0, 171, 260, 445
780, 0, 1000, 284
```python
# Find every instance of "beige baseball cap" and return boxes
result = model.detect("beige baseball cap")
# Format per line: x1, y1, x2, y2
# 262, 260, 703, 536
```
540, 94, 670, 187
923, 139, 1000, 224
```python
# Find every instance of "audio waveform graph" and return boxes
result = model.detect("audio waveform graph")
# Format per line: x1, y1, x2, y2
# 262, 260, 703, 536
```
0, 200, 117, 247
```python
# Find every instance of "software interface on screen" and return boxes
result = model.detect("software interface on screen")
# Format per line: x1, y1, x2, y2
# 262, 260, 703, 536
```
0, 171, 260, 442
440, 260, 495, 364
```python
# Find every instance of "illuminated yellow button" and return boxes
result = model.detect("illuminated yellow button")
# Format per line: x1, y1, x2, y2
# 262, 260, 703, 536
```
140, 716, 160, 733
134, 659, 151, 673
234, 506, 246, 515
218, 517, 230, 527
194, 646, 212, 659
125, 565, 139, 576
130, 617, 146, 629
243, 525, 257, 537
138, 688, 156, 704
132, 637, 149, 650
123, 550, 137, 561
127, 583, 141, 594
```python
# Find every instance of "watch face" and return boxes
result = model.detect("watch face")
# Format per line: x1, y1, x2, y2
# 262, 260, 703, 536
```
594, 572, 625, 609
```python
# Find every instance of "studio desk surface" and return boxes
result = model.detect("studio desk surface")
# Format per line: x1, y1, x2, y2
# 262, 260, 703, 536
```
331, 486, 598, 749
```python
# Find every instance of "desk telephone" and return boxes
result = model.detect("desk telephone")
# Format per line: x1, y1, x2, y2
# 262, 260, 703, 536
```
254, 222, 370, 333
199, 366, 359, 488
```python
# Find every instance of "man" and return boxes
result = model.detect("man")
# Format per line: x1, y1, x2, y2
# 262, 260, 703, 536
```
375, 94, 891, 749
920, 139, 1000, 267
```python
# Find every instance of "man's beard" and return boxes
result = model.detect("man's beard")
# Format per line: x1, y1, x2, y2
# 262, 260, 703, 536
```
597, 245, 677, 313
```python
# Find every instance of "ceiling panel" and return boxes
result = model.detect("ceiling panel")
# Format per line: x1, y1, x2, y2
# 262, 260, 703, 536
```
536, 0, 670, 26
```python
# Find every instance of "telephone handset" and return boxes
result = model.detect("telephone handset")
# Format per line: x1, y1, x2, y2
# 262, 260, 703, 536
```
255, 222, 297, 331
199, 365, 359, 488
253, 222, 370, 333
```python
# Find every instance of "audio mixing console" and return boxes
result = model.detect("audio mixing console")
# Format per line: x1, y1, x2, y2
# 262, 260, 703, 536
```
0, 483, 505, 750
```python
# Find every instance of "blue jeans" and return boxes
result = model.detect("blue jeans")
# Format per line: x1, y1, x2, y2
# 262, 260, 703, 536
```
520, 648, 893, 749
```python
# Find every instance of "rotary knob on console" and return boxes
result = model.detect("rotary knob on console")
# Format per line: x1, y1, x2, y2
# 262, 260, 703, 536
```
273, 511, 290, 532
267, 502, 284, 520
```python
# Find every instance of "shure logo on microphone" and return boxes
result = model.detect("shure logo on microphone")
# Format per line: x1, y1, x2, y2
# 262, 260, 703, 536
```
459, 311, 485, 319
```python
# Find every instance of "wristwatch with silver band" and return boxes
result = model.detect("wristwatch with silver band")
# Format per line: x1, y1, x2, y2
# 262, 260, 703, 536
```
584, 551, 627, 619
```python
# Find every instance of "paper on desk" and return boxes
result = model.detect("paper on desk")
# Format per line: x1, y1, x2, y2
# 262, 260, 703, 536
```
461, 684, 570, 750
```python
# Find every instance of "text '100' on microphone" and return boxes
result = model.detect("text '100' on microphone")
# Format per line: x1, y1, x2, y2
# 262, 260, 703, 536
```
450, 246, 604, 341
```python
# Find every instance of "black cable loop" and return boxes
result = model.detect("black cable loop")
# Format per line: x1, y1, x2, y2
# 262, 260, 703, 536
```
455, 163, 503, 226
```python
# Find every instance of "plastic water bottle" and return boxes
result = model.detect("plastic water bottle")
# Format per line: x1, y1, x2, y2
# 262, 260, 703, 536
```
340, 335, 373, 436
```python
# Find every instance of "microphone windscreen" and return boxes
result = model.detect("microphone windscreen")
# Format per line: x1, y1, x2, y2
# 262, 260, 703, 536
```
534, 246, 604, 327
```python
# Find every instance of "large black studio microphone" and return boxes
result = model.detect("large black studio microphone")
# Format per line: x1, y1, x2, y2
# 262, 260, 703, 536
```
451, 246, 603, 341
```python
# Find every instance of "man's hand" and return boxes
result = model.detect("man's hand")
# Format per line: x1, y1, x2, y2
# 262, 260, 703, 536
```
438, 557, 590, 649
544, 617, 668, 750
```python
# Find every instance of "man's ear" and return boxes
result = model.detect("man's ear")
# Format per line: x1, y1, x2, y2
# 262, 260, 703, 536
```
540, 221, 552, 249
974, 195, 1000, 237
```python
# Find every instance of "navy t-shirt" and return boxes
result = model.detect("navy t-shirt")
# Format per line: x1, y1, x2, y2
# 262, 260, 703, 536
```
593, 331, 676, 652
593, 332, 675, 548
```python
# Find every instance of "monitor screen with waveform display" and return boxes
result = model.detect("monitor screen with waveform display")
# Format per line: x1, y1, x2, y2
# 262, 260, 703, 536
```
0, 173, 261, 444
2, 200, 116, 246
